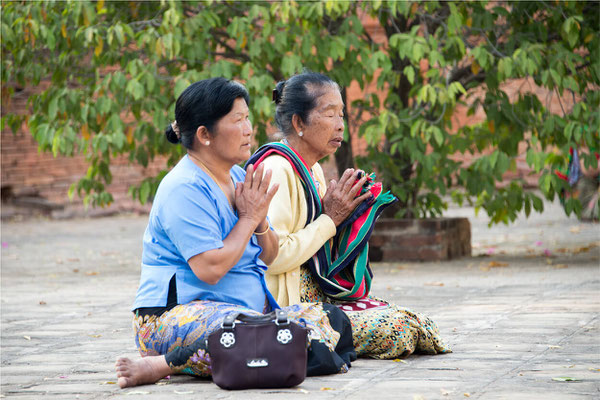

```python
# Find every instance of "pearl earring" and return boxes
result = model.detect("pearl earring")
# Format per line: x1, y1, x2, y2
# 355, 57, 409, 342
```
205, 141, 210, 145
298, 131, 303, 137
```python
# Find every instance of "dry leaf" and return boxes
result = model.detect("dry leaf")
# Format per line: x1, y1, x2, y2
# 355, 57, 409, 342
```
569, 226, 581, 233
67, 258, 80, 262
101, 381, 116, 385
320, 387, 334, 391
73, 269, 79, 273
488, 261, 508, 268
424, 282, 444, 286
464, 393, 471, 397
554, 264, 568, 269
23, 335, 31, 341
572, 246, 590, 254
39, 301, 46, 305
548, 345, 561, 349
589, 367, 600, 372
393, 359, 408, 363
88, 334, 101, 338
86, 271, 99, 276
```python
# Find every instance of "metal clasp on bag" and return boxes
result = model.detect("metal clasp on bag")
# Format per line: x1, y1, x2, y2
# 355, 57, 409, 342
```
274, 310, 293, 344
219, 314, 237, 348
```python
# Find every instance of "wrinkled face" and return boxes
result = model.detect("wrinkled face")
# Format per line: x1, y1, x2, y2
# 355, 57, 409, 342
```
210, 97, 253, 164
300, 87, 345, 162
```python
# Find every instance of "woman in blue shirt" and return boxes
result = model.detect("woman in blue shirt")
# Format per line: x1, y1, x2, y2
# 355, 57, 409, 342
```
115, 78, 353, 388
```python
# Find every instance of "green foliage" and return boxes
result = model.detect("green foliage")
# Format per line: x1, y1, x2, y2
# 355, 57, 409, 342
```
353, 1, 599, 222
2, 0, 598, 223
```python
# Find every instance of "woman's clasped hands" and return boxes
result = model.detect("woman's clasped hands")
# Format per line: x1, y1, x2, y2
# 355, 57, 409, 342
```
322, 168, 372, 226
235, 163, 279, 230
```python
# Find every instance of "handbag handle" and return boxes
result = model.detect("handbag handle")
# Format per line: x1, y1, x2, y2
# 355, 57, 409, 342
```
222, 309, 289, 330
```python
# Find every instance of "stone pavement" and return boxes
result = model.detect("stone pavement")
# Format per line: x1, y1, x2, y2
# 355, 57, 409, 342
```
1, 198, 599, 399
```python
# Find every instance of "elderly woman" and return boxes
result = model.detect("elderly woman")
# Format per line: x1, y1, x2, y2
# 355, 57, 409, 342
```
115, 78, 354, 388
248, 72, 450, 359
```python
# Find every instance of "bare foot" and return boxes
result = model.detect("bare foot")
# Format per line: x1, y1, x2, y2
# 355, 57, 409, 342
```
115, 355, 172, 388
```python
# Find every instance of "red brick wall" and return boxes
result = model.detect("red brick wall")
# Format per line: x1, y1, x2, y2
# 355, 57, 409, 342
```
1, 85, 167, 215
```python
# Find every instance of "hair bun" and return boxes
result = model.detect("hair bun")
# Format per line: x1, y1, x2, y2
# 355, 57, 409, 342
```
165, 124, 181, 144
272, 80, 286, 104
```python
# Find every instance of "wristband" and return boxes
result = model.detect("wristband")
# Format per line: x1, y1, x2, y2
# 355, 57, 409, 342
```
254, 225, 270, 236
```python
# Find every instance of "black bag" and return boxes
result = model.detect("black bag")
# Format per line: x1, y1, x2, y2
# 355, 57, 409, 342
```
208, 309, 309, 390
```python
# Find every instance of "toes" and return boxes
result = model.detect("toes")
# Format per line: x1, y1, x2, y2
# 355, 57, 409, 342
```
117, 376, 131, 389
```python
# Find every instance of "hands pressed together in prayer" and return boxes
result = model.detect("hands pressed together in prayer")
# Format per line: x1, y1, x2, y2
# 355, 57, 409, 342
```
322, 168, 372, 226
236, 163, 279, 232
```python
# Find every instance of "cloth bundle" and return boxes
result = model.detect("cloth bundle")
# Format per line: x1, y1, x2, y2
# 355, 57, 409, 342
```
247, 142, 397, 301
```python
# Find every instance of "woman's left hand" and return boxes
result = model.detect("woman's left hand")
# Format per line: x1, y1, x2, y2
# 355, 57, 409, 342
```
235, 163, 279, 229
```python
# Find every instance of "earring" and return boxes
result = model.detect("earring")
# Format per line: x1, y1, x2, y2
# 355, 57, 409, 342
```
298, 131, 303, 137
205, 141, 210, 145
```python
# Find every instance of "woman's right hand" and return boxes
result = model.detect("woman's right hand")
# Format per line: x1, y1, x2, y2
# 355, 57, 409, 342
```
235, 163, 279, 229
322, 168, 372, 226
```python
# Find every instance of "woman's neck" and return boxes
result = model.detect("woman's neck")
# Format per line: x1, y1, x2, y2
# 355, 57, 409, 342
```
188, 150, 232, 184
283, 136, 319, 168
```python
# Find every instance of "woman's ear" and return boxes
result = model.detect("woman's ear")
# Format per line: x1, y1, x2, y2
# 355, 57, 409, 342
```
291, 114, 304, 135
195, 126, 211, 144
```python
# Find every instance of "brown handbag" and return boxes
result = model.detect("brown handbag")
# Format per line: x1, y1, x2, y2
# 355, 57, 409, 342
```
207, 309, 309, 390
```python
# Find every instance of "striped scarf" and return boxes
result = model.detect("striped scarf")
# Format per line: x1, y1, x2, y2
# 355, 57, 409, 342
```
246, 142, 397, 301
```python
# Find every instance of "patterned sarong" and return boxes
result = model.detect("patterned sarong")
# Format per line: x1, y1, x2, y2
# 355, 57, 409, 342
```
246, 142, 397, 301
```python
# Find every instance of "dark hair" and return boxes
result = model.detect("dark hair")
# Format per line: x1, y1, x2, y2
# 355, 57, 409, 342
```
165, 77, 250, 148
273, 72, 340, 136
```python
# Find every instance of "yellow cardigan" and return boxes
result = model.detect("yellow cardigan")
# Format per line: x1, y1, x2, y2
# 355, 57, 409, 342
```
262, 154, 336, 307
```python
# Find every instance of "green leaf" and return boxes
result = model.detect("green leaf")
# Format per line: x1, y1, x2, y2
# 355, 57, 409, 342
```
552, 377, 579, 382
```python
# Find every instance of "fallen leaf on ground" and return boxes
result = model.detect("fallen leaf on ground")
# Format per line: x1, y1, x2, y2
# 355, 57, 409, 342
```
572, 246, 591, 254
174, 390, 194, 394
554, 264, 568, 269
424, 282, 444, 286
564, 365, 575, 368
88, 334, 101, 338
101, 381, 116, 385
589, 367, 600, 372
556, 248, 569, 253
464, 393, 471, 397
488, 261, 508, 268
393, 359, 408, 363
86, 271, 99, 276
39, 301, 46, 305
569, 226, 581, 233
552, 377, 579, 381
23, 336, 31, 341
72, 269, 79, 273
67, 258, 80, 262
320, 387, 334, 391
548, 345, 561, 349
